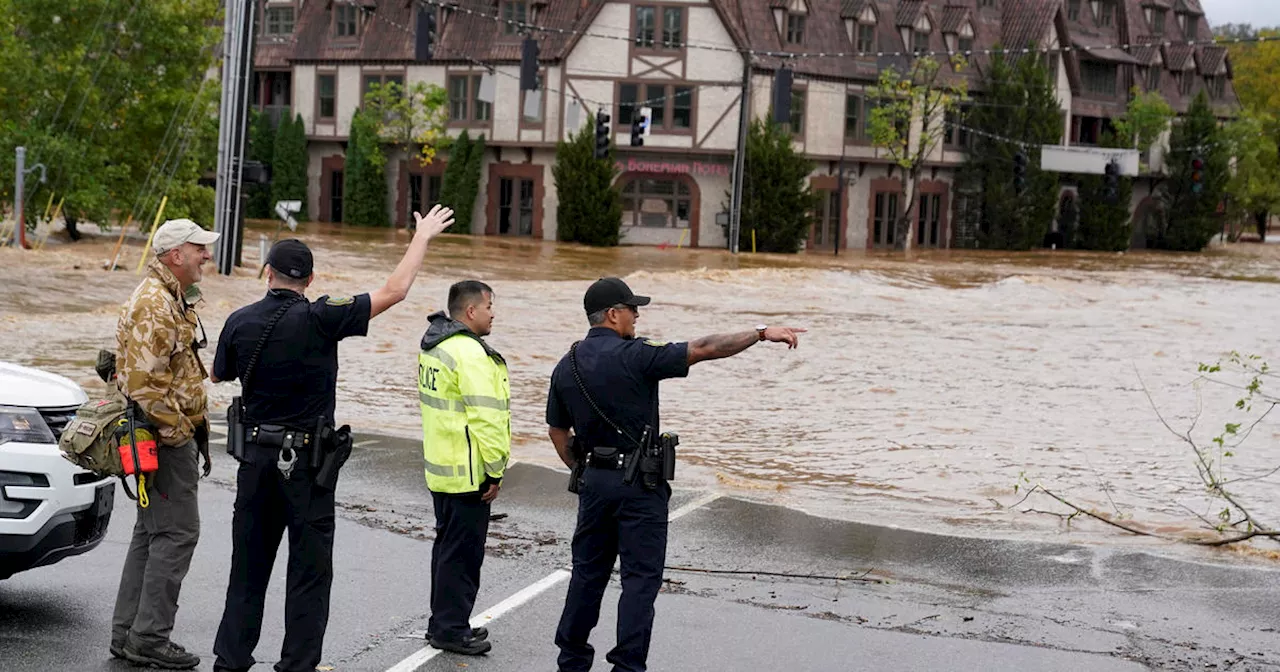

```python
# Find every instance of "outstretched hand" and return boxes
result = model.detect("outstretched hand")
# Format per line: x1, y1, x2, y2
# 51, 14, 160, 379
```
763, 326, 806, 349
412, 204, 456, 240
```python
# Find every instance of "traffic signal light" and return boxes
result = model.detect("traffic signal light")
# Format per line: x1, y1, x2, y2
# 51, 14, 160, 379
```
1191, 155, 1205, 194
415, 5, 437, 60
630, 108, 647, 147
1104, 159, 1119, 204
772, 67, 793, 125
594, 111, 610, 160
1013, 151, 1028, 193
520, 37, 540, 91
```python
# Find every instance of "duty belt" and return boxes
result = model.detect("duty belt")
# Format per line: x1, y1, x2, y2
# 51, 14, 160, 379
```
245, 424, 314, 451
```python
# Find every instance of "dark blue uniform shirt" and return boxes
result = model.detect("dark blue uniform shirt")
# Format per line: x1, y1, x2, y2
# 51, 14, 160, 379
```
213, 289, 371, 429
546, 327, 690, 450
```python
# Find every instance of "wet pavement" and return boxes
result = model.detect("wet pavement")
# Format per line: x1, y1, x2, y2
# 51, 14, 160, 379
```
4, 425, 1277, 671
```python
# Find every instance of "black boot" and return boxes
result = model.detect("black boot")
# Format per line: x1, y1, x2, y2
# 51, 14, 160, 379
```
428, 634, 492, 655
122, 640, 201, 669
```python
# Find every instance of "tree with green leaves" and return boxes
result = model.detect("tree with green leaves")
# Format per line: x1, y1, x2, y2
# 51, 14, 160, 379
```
1223, 111, 1280, 241
439, 131, 484, 234
245, 109, 276, 219
0, 0, 222, 232
1071, 91, 1171, 251
868, 55, 968, 250
1153, 92, 1228, 251
553, 113, 622, 246
342, 108, 389, 227
363, 81, 450, 169
960, 51, 1062, 250
731, 117, 819, 253
458, 133, 485, 234
271, 114, 308, 221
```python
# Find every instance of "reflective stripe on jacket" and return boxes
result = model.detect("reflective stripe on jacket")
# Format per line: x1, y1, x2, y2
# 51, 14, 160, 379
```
419, 332, 511, 494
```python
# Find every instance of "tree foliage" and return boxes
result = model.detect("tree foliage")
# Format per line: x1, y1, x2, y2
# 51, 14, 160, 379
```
1219, 26, 1280, 240
1152, 92, 1228, 251
960, 51, 1061, 250
1112, 88, 1174, 161
729, 117, 820, 253
363, 81, 450, 167
245, 109, 276, 219
438, 131, 484, 234
553, 114, 623, 246
0, 0, 222, 231
342, 109, 388, 227
868, 55, 968, 250
271, 114, 308, 221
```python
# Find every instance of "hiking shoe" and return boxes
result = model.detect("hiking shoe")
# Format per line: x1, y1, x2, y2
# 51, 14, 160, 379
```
428, 634, 491, 656
110, 641, 125, 659
426, 626, 488, 642
122, 641, 201, 669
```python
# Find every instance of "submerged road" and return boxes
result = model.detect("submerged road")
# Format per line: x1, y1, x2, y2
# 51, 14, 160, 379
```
1, 425, 1277, 671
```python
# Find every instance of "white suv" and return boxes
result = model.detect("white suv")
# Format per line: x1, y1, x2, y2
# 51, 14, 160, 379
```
0, 361, 115, 580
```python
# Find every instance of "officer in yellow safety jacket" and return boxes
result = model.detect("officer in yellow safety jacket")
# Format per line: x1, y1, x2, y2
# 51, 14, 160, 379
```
417, 280, 509, 656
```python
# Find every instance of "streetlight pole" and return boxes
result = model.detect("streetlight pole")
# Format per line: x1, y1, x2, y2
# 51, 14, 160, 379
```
11, 147, 47, 250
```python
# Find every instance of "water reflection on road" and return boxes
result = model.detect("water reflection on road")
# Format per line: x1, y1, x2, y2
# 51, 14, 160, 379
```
2, 222, 1276, 552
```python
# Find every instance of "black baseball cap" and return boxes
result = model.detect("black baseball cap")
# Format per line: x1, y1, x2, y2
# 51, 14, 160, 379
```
266, 239, 313, 279
583, 277, 651, 315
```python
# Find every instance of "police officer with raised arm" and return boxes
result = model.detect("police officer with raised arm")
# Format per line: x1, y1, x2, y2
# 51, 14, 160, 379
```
546, 277, 804, 672
207, 205, 454, 672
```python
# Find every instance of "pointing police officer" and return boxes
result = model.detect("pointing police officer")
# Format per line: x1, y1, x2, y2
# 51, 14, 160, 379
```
546, 277, 804, 672
207, 205, 455, 672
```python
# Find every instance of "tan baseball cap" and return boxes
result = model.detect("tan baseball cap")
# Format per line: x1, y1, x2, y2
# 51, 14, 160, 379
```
152, 218, 220, 255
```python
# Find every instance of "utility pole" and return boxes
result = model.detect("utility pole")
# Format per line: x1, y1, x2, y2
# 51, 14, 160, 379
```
835, 146, 846, 256
728, 55, 752, 254
213, 0, 258, 275
10, 147, 47, 250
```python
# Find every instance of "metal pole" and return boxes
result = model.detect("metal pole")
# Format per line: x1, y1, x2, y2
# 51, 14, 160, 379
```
214, 0, 257, 275
728, 56, 752, 254
13, 147, 24, 249
835, 148, 845, 256
213, 0, 238, 272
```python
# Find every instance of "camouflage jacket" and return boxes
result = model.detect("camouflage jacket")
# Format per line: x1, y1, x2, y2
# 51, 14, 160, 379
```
115, 261, 209, 446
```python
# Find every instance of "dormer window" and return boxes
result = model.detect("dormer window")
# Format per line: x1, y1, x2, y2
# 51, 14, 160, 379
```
786, 13, 806, 44
1177, 12, 1189, 35
334, 4, 359, 38
634, 6, 684, 50
909, 14, 933, 55
1093, 0, 1114, 27
844, 4, 877, 53
1145, 8, 1166, 35
501, 1, 527, 35
264, 5, 295, 35
1068, 0, 1080, 20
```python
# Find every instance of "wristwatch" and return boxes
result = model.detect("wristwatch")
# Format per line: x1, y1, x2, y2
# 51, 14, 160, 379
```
755, 324, 767, 341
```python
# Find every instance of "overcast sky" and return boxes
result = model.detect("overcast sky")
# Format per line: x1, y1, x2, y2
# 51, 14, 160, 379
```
1200, 0, 1280, 28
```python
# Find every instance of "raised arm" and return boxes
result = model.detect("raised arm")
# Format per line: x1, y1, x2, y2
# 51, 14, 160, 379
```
369, 205, 455, 319
686, 326, 805, 366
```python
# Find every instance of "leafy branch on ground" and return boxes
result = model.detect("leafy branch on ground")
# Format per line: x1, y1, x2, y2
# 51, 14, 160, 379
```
1009, 354, 1279, 547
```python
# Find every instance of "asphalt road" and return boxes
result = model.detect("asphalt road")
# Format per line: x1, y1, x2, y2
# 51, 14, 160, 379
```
2, 427, 1278, 671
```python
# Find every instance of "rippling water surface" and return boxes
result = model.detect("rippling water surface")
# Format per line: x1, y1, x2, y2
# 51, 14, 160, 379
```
2, 222, 1277, 555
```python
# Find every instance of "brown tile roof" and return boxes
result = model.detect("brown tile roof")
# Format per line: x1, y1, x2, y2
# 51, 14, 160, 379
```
1197, 45, 1227, 75
940, 5, 969, 34
288, 0, 418, 61
1163, 43, 1195, 70
1140, 0, 1172, 7
1174, 0, 1203, 15
840, 0, 868, 19
895, 0, 926, 27
999, 0, 1058, 52
1071, 34, 1143, 64
1130, 44, 1161, 65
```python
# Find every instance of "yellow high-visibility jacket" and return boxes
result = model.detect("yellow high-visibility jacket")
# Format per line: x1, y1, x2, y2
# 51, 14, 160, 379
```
418, 313, 510, 494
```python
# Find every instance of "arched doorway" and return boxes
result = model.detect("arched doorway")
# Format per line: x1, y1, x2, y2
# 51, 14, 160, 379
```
615, 173, 700, 247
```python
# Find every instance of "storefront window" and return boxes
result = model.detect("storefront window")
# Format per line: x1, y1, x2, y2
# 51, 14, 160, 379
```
620, 178, 692, 228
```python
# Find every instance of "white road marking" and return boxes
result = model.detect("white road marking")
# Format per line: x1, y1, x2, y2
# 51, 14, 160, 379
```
354, 439, 379, 448
382, 489, 722, 672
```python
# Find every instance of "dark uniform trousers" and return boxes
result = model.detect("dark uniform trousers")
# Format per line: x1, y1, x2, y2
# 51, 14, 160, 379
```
428, 490, 491, 641
213, 442, 336, 672
112, 440, 201, 650
556, 465, 670, 672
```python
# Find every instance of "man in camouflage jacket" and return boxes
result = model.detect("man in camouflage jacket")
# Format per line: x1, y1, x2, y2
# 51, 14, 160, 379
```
110, 218, 218, 670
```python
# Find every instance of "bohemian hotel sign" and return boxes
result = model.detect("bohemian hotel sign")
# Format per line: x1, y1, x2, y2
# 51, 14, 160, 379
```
613, 156, 731, 178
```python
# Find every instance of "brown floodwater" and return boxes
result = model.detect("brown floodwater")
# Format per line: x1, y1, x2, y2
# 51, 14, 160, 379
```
2, 221, 1277, 557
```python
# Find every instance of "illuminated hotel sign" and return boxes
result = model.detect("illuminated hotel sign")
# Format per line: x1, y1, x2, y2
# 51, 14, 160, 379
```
614, 157, 731, 177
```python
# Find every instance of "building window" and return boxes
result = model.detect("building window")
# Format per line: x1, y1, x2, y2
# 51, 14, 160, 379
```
811, 189, 840, 248
1146, 66, 1161, 91
916, 193, 942, 248
1068, 0, 1080, 20
662, 8, 683, 48
265, 7, 294, 35
789, 89, 806, 135
620, 178, 692, 229
913, 30, 930, 54
1081, 61, 1117, 95
1178, 71, 1194, 96
448, 74, 491, 123
844, 94, 861, 140
979, 0, 994, 7
635, 6, 655, 48
497, 178, 535, 236
618, 83, 693, 131
501, 0, 526, 35
857, 23, 875, 52
318, 74, 336, 120
335, 4, 358, 37
409, 174, 443, 223
958, 36, 973, 53
786, 13, 805, 44
945, 106, 971, 147
521, 70, 546, 124
872, 191, 899, 248
1151, 10, 1165, 35
1207, 76, 1225, 99
362, 73, 405, 104
1098, 0, 1113, 27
